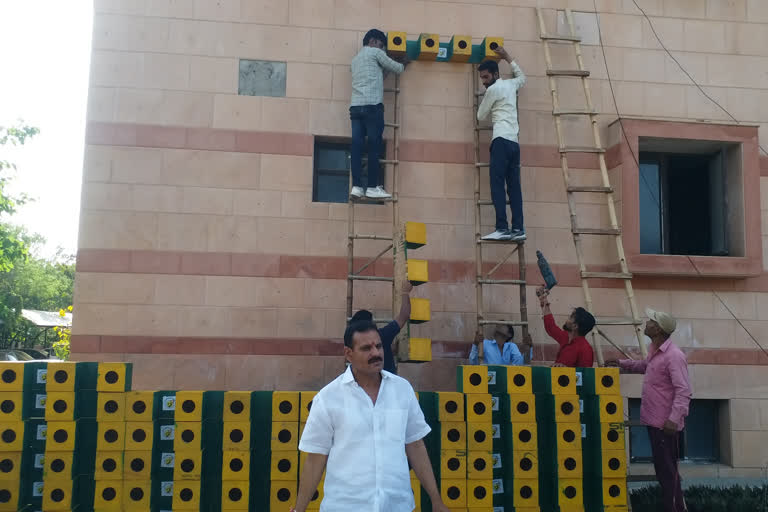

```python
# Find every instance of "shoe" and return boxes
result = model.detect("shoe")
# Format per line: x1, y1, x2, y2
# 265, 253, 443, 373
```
509, 229, 527, 241
481, 229, 512, 241
365, 186, 392, 199
350, 186, 364, 198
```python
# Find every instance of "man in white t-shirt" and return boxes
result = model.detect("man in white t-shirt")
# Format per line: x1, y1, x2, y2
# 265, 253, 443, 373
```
476, 47, 527, 241
291, 320, 449, 512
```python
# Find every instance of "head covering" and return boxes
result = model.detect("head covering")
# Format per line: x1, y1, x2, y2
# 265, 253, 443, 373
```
646, 308, 677, 335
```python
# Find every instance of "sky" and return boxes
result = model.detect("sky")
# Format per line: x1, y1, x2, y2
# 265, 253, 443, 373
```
0, 1, 93, 260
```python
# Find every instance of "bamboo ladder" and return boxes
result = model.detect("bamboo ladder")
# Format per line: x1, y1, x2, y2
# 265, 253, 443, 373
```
346, 76, 407, 345
535, 8, 646, 363
471, 66, 529, 362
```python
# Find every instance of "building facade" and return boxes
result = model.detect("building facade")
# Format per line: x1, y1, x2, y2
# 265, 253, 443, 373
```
76, 0, 768, 477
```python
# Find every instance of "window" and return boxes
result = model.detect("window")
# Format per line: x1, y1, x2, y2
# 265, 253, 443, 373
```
313, 139, 385, 203
638, 138, 744, 257
628, 398, 721, 463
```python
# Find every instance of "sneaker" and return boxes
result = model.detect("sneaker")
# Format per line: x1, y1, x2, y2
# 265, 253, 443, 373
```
509, 229, 527, 241
350, 186, 364, 198
481, 229, 512, 241
365, 186, 392, 199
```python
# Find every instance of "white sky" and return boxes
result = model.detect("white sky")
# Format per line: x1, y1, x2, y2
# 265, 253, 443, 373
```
0, 2, 93, 259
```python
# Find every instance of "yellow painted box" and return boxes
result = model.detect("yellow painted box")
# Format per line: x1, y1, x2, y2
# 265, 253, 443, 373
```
272, 391, 300, 422
450, 35, 472, 62
407, 259, 428, 285
409, 297, 431, 323
418, 33, 440, 61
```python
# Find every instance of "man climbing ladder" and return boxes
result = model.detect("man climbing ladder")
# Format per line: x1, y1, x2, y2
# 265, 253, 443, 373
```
477, 47, 527, 241
349, 28, 408, 200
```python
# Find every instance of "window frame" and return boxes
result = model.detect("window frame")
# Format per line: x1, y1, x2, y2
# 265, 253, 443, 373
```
312, 140, 352, 204
628, 398, 721, 464
312, 138, 387, 204
608, 118, 762, 277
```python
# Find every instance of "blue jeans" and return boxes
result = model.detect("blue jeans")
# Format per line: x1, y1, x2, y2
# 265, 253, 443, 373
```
490, 138, 524, 231
350, 103, 384, 188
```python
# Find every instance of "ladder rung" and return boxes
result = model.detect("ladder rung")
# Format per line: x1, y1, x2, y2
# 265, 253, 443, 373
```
348, 275, 394, 282
384, 122, 399, 128
596, 318, 644, 326
479, 320, 528, 326
541, 34, 582, 42
474, 91, 485, 96
477, 200, 511, 206
351, 197, 396, 204
475, 162, 490, 167
383, 88, 400, 93
478, 279, 526, 285
347, 317, 394, 324
475, 126, 492, 131
567, 186, 613, 193
581, 271, 633, 279
477, 239, 525, 245
547, 69, 590, 77
553, 108, 597, 116
572, 228, 621, 235
560, 146, 605, 153
349, 234, 393, 241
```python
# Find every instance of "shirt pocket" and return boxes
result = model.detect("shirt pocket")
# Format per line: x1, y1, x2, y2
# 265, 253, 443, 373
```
379, 408, 407, 443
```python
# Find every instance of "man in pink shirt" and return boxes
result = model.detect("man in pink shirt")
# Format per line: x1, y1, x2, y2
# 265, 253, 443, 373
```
606, 309, 691, 512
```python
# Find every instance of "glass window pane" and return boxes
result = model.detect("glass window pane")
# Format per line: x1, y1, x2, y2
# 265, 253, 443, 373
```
315, 172, 349, 203
684, 400, 717, 461
639, 161, 662, 254
317, 148, 349, 171
628, 398, 653, 461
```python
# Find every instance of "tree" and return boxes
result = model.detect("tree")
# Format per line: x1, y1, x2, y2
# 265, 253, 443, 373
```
0, 122, 39, 272
0, 227, 75, 348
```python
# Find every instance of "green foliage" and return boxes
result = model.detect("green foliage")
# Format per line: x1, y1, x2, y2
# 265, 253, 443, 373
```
0, 228, 74, 348
631, 484, 768, 512
0, 122, 39, 272
52, 307, 72, 361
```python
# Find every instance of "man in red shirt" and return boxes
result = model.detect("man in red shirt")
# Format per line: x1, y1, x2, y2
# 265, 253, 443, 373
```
537, 286, 595, 367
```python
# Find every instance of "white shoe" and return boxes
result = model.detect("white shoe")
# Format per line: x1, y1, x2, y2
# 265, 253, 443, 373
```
481, 229, 512, 241
350, 186, 364, 198
365, 186, 392, 199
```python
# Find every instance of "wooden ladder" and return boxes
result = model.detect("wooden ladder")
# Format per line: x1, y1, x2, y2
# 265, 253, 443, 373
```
346, 76, 406, 342
536, 8, 647, 363
471, 67, 529, 362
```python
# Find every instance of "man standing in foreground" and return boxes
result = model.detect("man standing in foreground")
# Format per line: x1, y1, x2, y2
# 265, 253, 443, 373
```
292, 321, 449, 512
477, 47, 527, 241
349, 280, 413, 374
606, 309, 691, 512
469, 324, 533, 365
537, 286, 594, 367
349, 29, 408, 200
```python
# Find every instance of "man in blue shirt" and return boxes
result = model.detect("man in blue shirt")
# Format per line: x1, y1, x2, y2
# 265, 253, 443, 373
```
469, 324, 532, 365
349, 281, 413, 374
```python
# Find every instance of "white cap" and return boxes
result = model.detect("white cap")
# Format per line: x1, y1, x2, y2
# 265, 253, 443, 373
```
646, 308, 677, 335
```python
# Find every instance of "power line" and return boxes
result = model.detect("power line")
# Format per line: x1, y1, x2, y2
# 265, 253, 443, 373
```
629, 0, 768, 157
591, 0, 768, 361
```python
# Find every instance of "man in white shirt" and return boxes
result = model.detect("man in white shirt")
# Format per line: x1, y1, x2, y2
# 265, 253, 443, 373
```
292, 321, 449, 512
349, 29, 408, 200
476, 47, 527, 241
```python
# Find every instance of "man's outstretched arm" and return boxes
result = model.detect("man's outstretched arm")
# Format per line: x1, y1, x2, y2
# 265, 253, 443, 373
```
292, 453, 327, 512
394, 281, 414, 328
406, 440, 451, 512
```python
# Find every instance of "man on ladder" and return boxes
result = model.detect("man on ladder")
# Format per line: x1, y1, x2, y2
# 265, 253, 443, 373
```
477, 47, 527, 241
349, 29, 408, 200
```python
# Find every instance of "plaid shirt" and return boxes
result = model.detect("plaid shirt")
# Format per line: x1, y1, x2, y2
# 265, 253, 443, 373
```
350, 46, 404, 107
